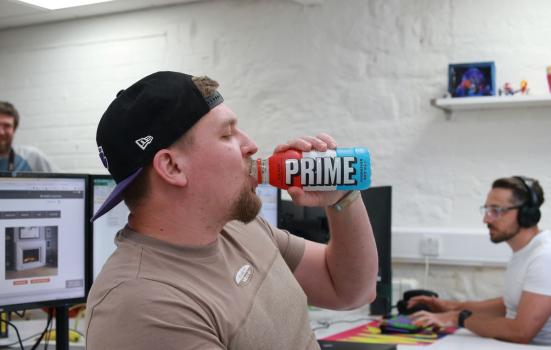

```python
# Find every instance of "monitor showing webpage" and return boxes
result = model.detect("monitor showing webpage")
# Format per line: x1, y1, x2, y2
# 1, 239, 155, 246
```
0, 174, 87, 310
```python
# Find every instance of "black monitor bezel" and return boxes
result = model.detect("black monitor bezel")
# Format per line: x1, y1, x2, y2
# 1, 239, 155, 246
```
0, 171, 90, 311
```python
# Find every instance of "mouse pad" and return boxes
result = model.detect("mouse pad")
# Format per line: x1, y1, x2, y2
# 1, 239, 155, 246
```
320, 318, 455, 346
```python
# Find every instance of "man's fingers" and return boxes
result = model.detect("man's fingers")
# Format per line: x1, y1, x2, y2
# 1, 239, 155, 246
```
300, 136, 327, 151
316, 133, 337, 149
408, 295, 429, 307
272, 134, 338, 154
410, 310, 429, 318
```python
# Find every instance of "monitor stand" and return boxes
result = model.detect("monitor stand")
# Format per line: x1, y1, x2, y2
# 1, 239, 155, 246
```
55, 305, 69, 350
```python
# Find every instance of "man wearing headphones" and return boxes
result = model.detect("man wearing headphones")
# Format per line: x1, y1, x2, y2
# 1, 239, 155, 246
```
409, 176, 551, 345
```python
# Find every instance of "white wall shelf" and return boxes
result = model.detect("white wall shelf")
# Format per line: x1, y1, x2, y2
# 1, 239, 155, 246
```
431, 95, 551, 113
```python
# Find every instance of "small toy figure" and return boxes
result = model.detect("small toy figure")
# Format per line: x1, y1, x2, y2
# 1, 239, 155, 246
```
502, 82, 515, 96
520, 80, 529, 95
498, 81, 529, 96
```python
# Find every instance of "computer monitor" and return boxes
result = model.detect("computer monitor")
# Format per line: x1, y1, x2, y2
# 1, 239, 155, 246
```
255, 184, 279, 227
0, 172, 88, 311
89, 179, 280, 283
278, 186, 392, 315
90, 175, 129, 281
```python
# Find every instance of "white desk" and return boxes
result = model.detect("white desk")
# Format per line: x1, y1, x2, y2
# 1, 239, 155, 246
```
0, 318, 85, 349
424, 329, 550, 350
3, 308, 548, 349
309, 307, 550, 350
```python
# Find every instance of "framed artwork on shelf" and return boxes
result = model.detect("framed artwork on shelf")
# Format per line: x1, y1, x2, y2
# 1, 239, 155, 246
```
448, 61, 495, 97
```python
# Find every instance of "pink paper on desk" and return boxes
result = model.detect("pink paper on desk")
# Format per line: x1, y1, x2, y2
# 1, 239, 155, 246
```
322, 320, 456, 346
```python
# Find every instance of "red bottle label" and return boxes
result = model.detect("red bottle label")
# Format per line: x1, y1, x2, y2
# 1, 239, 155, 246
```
268, 149, 302, 190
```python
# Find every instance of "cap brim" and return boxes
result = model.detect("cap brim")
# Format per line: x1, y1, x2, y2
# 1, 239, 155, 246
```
90, 168, 143, 222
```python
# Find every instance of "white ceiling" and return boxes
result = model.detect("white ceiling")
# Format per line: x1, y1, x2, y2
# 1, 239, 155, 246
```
0, 0, 206, 30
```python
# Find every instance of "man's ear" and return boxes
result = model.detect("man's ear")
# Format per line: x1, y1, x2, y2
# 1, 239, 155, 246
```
151, 149, 188, 187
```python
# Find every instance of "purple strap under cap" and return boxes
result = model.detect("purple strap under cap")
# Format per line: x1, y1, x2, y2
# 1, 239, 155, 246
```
90, 168, 143, 222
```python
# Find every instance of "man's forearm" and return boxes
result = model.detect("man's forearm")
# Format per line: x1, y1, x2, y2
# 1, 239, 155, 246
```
456, 297, 505, 317
465, 315, 532, 344
324, 195, 378, 309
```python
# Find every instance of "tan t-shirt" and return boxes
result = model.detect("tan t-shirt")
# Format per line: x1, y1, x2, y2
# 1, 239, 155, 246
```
85, 217, 320, 350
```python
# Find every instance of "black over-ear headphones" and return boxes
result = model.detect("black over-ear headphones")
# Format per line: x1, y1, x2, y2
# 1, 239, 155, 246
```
513, 176, 541, 228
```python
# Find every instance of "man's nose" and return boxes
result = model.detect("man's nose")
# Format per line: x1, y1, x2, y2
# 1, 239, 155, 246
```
241, 134, 258, 157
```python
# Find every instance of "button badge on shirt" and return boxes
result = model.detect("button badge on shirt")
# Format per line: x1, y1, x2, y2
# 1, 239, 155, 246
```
235, 264, 254, 286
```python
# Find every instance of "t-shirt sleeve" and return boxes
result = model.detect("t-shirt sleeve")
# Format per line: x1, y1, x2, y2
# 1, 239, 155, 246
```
256, 216, 305, 272
86, 279, 225, 350
523, 247, 551, 296
13, 145, 59, 172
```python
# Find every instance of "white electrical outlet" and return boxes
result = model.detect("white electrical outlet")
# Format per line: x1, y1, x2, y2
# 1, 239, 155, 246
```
420, 235, 440, 257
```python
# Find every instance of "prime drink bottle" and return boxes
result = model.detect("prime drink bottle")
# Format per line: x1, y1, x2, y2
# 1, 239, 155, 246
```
251, 148, 371, 191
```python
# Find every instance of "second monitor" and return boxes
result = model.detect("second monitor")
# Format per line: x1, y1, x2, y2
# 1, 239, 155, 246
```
278, 186, 392, 316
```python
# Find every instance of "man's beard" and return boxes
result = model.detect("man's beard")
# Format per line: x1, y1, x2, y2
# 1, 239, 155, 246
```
489, 224, 521, 243
0, 138, 11, 155
229, 184, 262, 224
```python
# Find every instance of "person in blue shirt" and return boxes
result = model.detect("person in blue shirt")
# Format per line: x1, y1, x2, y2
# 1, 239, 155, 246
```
0, 101, 57, 172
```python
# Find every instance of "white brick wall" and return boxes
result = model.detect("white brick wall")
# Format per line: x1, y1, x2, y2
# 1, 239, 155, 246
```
1, 0, 550, 299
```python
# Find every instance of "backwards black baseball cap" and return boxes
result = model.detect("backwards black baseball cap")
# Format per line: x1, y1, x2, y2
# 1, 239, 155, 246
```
91, 71, 224, 221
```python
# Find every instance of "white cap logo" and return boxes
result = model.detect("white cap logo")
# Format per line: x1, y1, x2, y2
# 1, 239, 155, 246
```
98, 146, 109, 169
135, 136, 153, 150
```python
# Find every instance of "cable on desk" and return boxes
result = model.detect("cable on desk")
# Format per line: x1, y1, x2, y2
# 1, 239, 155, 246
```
30, 308, 52, 350
43, 308, 53, 350
312, 317, 376, 332
71, 304, 86, 334
12, 311, 26, 320
0, 332, 44, 349
0, 318, 24, 350
424, 256, 430, 289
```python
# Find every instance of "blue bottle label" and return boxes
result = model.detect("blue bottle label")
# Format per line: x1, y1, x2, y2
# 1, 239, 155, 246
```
285, 147, 372, 191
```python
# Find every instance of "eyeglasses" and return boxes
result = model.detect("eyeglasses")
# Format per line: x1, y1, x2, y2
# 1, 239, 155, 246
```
480, 205, 520, 219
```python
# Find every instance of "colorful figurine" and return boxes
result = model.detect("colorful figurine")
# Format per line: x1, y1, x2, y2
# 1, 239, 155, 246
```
503, 82, 515, 96
498, 81, 529, 96
520, 80, 529, 95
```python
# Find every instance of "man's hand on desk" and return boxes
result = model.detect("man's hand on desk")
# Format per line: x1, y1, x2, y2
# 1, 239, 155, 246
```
409, 310, 459, 329
408, 295, 460, 313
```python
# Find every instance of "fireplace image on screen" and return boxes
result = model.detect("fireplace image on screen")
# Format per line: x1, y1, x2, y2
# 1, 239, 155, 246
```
19, 243, 45, 270
4, 226, 59, 279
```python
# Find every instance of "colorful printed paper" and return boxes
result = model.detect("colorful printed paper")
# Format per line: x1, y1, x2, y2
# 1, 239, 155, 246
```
322, 318, 456, 346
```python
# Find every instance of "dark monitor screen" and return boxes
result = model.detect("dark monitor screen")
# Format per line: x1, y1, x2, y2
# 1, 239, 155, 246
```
278, 186, 392, 315
0, 172, 88, 311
